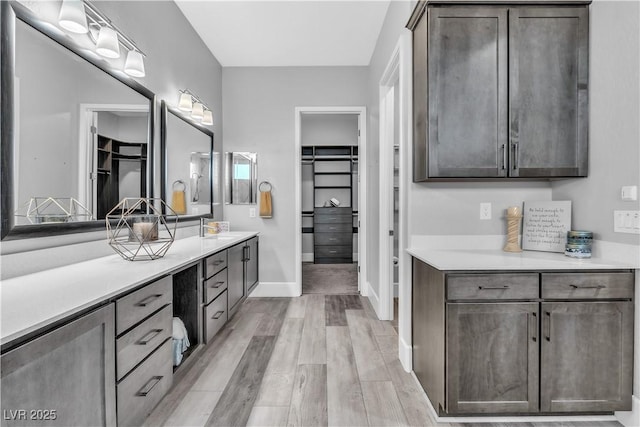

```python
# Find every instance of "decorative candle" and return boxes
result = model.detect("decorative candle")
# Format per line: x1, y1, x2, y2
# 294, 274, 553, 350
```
131, 221, 158, 242
507, 206, 522, 217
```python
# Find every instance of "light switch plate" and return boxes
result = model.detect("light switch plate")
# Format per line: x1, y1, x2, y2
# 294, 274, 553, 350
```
614, 210, 640, 234
249, 207, 256, 218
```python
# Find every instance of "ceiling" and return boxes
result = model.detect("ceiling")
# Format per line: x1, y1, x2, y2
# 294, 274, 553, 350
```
175, 1, 392, 67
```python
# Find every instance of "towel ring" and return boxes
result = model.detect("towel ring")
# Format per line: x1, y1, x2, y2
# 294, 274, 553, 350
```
259, 181, 272, 192
172, 180, 186, 191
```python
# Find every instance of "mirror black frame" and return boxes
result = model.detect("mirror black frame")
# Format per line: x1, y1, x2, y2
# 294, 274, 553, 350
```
0, 1, 156, 240
160, 101, 214, 221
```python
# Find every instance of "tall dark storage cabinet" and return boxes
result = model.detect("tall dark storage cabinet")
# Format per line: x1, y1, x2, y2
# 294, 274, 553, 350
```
409, 2, 589, 181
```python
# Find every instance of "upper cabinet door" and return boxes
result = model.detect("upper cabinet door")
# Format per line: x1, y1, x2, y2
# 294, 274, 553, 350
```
428, 7, 508, 178
509, 7, 589, 178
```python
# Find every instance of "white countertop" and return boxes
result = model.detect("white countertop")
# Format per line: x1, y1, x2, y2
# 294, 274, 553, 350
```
0, 232, 258, 347
407, 247, 639, 271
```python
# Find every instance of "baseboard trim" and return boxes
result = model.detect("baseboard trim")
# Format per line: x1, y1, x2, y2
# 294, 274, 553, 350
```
367, 283, 381, 318
302, 253, 314, 263
247, 282, 299, 297
616, 395, 640, 427
399, 336, 412, 373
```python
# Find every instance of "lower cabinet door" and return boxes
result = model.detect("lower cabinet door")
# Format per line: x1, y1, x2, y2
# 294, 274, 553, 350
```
446, 302, 539, 414
540, 301, 633, 412
1, 304, 116, 426
227, 243, 245, 312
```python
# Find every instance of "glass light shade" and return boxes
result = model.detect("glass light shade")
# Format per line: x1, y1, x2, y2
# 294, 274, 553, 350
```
191, 102, 204, 120
96, 26, 120, 59
124, 50, 145, 77
178, 92, 193, 112
202, 110, 213, 126
58, 0, 88, 34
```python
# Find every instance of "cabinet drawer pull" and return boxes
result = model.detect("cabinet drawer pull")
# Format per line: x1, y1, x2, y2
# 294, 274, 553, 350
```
501, 144, 506, 170
212, 310, 225, 320
569, 284, 606, 289
329, 250, 337, 254
530, 312, 537, 342
136, 376, 163, 397
212, 260, 225, 265
478, 285, 509, 290
135, 294, 162, 307
211, 281, 225, 288
512, 143, 519, 170
544, 311, 551, 342
329, 238, 337, 241
137, 329, 163, 345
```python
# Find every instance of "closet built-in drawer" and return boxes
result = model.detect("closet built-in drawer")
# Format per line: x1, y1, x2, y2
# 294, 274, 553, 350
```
205, 250, 227, 279
447, 273, 539, 300
204, 290, 228, 343
315, 207, 352, 217
117, 339, 172, 427
205, 269, 228, 305
116, 305, 172, 381
116, 275, 172, 335
314, 212, 352, 224
315, 245, 352, 258
315, 223, 352, 233
542, 272, 634, 300
315, 233, 353, 246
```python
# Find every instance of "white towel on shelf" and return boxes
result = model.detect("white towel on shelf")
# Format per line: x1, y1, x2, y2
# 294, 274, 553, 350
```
172, 317, 191, 367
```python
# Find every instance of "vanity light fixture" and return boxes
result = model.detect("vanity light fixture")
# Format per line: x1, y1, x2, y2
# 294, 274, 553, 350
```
95, 26, 120, 58
177, 90, 214, 126
57, 0, 147, 77
58, 0, 89, 34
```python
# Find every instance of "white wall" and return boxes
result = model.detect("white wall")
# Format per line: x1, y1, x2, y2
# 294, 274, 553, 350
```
222, 67, 368, 289
301, 114, 358, 146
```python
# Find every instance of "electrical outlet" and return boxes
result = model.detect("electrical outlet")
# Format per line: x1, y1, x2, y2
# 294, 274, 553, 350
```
249, 207, 256, 218
480, 203, 492, 220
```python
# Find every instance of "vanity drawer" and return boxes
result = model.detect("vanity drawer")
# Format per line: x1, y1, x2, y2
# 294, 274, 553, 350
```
542, 272, 634, 299
314, 214, 352, 224
204, 269, 228, 305
204, 290, 228, 343
117, 339, 172, 427
116, 305, 172, 381
116, 275, 172, 335
205, 250, 227, 279
447, 273, 539, 300
315, 223, 352, 233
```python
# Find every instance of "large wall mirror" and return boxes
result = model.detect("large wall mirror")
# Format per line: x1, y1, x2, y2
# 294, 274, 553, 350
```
161, 101, 217, 219
1, 2, 155, 240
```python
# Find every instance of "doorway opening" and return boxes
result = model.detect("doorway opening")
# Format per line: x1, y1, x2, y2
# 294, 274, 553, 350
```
294, 107, 367, 297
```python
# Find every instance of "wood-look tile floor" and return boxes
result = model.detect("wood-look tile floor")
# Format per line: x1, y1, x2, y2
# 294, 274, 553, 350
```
145, 295, 622, 427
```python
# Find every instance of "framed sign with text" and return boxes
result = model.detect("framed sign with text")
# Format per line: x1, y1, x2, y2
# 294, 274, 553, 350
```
522, 201, 572, 252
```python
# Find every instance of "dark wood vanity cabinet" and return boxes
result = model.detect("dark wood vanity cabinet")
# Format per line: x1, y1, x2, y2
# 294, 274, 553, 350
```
227, 237, 259, 316
412, 259, 634, 416
1, 305, 117, 427
408, 2, 589, 181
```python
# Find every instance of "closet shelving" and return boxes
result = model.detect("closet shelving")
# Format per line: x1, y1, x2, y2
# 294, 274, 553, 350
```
301, 145, 358, 264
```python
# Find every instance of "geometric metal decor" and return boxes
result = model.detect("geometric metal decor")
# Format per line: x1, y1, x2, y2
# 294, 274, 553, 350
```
106, 198, 178, 261
16, 197, 94, 224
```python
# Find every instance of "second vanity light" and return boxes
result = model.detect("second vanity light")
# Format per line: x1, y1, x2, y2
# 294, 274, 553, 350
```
178, 90, 214, 126
57, 0, 146, 78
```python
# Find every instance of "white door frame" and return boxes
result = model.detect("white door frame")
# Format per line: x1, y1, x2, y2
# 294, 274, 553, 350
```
379, 33, 413, 370
294, 106, 368, 297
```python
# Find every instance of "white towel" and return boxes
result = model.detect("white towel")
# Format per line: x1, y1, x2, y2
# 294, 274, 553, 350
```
172, 317, 190, 352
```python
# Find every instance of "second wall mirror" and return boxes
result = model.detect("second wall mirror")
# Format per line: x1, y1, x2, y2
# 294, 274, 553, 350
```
161, 101, 217, 218
225, 152, 258, 205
